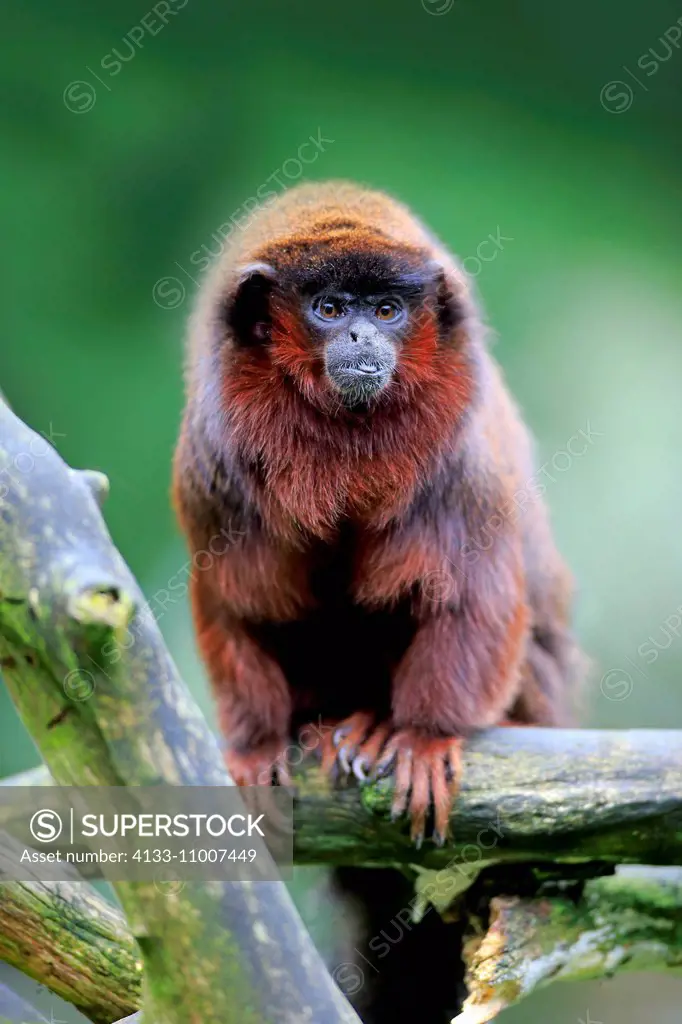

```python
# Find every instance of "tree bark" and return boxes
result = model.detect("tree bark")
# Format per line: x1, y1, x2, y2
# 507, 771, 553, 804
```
5, 724, 682, 869
0, 400, 359, 1024
455, 867, 682, 1023
0, 877, 140, 1023
1, 862, 680, 1023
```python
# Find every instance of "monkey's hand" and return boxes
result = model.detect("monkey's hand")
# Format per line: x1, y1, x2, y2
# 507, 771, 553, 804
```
373, 729, 463, 848
225, 741, 292, 787
306, 712, 392, 779
310, 716, 462, 846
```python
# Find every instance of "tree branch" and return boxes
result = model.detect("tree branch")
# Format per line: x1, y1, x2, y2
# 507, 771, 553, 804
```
0, 877, 140, 1023
1, 862, 680, 1024
455, 867, 682, 1023
6, 724, 682, 869
0, 401, 359, 1024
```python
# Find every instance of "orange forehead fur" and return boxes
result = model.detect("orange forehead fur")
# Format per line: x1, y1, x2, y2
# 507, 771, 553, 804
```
225, 181, 438, 269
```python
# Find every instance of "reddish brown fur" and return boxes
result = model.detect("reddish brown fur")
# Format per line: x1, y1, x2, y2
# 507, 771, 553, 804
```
173, 180, 581, 844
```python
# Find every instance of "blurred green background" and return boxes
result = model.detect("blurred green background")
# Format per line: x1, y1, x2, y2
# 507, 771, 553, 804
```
2, 0, 682, 1019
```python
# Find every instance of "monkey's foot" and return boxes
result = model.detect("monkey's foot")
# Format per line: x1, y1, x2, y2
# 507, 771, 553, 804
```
374, 729, 464, 848
224, 740, 292, 787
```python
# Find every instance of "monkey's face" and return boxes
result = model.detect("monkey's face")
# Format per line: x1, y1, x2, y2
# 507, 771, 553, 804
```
304, 290, 405, 406
225, 251, 464, 413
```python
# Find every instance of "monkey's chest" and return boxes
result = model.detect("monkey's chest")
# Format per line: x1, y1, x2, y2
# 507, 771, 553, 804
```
252, 602, 414, 722
249, 532, 415, 720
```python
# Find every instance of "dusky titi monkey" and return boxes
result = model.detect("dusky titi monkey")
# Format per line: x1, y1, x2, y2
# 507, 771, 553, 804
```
173, 180, 581, 845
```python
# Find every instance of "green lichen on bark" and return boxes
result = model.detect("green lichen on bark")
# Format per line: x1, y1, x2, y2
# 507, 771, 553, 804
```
0, 879, 141, 1023
0, 401, 359, 1024
5, 725, 682, 871
456, 867, 682, 1022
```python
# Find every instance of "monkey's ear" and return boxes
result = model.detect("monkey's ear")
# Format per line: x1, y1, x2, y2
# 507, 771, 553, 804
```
428, 261, 466, 334
225, 262, 278, 345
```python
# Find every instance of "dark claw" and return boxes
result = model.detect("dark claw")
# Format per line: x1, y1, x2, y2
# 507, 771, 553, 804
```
433, 830, 446, 848
413, 831, 424, 851
373, 754, 396, 779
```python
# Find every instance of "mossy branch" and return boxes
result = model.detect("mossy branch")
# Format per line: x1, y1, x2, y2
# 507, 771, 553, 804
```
0, 861, 680, 1024
0, 401, 359, 1024
455, 867, 682, 1023
0, 875, 141, 1023
6, 724, 682, 870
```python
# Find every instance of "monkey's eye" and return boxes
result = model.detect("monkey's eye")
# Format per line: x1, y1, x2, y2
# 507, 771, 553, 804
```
313, 296, 345, 321
374, 299, 403, 323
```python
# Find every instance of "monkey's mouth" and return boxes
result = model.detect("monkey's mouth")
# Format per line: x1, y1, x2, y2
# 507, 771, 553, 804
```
327, 364, 392, 406
339, 363, 382, 377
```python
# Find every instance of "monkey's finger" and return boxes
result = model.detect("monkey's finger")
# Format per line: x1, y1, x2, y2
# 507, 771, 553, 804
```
274, 757, 292, 788
390, 747, 413, 822
430, 761, 451, 847
374, 734, 401, 778
337, 742, 356, 775
408, 758, 430, 849
333, 712, 375, 774
352, 723, 392, 780
445, 739, 464, 788
332, 711, 374, 748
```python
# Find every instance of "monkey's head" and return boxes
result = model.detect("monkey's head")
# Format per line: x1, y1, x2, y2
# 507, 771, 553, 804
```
202, 182, 478, 416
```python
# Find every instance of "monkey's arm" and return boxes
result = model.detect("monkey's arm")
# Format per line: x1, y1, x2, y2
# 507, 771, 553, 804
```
189, 569, 293, 785
174, 435, 310, 783
392, 537, 528, 734
347, 515, 529, 844
385, 546, 528, 842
